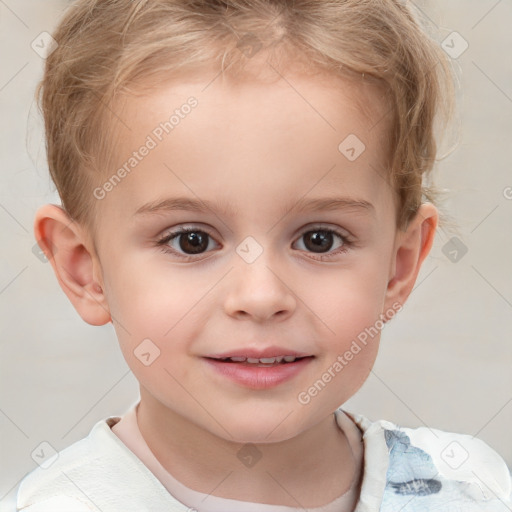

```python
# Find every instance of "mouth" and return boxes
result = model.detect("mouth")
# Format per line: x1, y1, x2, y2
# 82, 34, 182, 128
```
203, 354, 315, 389
204, 355, 314, 367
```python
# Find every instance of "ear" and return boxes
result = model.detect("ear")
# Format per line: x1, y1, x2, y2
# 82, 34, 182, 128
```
34, 204, 111, 326
383, 202, 438, 317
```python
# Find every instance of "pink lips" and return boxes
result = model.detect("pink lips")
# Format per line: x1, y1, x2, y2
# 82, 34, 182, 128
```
203, 356, 314, 390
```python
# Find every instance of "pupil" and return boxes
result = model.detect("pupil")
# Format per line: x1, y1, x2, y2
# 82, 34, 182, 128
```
180, 232, 208, 254
306, 231, 332, 253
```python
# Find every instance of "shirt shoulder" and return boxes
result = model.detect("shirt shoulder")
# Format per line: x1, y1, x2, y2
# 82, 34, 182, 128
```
15, 417, 188, 511
363, 415, 512, 511
16, 495, 95, 512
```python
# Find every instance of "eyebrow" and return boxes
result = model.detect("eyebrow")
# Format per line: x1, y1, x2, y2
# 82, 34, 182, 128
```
134, 196, 375, 218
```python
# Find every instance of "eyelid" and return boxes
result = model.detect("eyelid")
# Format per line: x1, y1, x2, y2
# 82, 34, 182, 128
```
295, 222, 352, 239
157, 224, 214, 241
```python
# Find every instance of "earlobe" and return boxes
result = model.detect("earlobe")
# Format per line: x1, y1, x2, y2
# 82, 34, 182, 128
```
384, 203, 438, 312
34, 204, 112, 326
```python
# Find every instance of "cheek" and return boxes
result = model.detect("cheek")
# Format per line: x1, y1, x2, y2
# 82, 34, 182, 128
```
107, 272, 198, 396
105, 261, 211, 362
304, 257, 389, 396
307, 279, 384, 404
105, 252, 204, 328
314, 260, 390, 342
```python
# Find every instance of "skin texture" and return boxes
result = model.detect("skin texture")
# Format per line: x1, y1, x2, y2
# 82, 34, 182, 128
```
35, 66, 438, 507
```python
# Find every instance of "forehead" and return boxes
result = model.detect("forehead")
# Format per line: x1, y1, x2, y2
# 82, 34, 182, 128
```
95, 69, 394, 223
113, 68, 389, 147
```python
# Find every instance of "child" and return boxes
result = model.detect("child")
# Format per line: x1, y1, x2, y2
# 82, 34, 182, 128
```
15, 0, 511, 510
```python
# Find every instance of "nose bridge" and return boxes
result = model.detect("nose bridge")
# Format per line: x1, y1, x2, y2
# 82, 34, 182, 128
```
224, 242, 297, 321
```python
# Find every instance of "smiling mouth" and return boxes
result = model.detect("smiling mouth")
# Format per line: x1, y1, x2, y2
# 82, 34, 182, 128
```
205, 355, 314, 367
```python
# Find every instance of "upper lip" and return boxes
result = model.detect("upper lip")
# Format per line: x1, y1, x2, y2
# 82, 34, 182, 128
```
204, 346, 313, 359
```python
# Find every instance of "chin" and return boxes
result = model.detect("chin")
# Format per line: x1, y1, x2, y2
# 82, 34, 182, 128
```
216, 412, 304, 445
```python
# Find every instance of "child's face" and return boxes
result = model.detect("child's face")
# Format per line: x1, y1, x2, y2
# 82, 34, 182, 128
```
83, 70, 409, 442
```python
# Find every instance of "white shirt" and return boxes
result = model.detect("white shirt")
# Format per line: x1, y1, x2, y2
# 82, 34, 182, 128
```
14, 402, 512, 511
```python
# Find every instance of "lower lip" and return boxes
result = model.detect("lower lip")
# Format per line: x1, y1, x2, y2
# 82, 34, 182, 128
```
203, 357, 314, 390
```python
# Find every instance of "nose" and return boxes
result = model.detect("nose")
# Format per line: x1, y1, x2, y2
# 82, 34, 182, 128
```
223, 256, 297, 322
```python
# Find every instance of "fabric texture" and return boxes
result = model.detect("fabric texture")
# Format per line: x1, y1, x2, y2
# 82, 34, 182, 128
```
14, 404, 512, 512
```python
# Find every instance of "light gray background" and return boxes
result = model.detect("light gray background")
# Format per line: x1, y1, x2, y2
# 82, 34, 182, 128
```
1, 0, 511, 508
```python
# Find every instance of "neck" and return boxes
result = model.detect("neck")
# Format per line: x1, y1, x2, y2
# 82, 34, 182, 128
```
136, 389, 357, 508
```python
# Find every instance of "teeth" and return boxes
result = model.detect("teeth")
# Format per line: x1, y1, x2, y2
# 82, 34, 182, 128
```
224, 355, 298, 363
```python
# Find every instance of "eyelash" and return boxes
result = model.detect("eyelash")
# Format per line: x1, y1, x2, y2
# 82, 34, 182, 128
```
156, 225, 354, 261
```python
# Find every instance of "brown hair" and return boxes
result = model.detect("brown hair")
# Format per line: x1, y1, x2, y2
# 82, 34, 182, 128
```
36, 0, 456, 232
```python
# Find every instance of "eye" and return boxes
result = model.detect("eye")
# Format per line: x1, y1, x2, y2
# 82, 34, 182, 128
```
157, 225, 353, 261
293, 226, 353, 260
157, 227, 219, 259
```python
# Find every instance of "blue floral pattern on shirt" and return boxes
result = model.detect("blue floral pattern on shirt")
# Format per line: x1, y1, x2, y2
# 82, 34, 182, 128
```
378, 428, 511, 512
